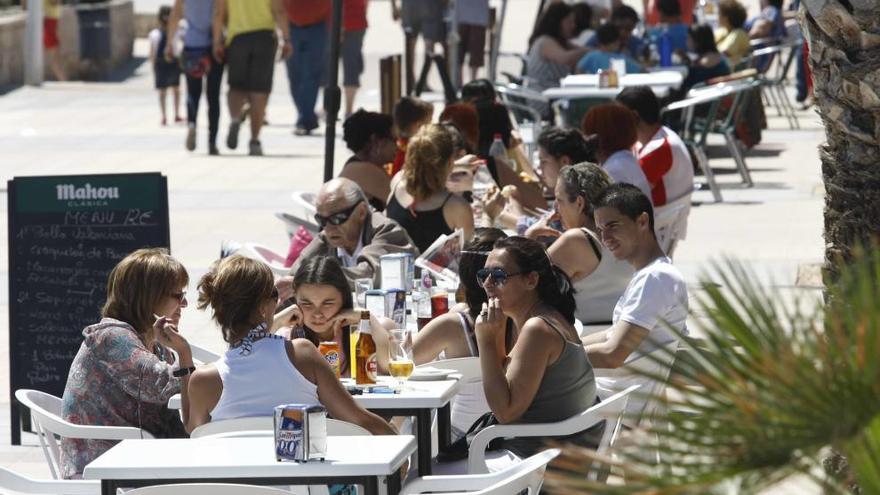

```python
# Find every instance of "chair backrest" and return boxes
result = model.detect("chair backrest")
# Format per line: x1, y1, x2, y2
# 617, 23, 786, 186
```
291, 191, 318, 217
190, 344, 221, 365
124, 483, 293, 495
191, 417, 369, 439
15, 389, 153, 480
0, 466, 99, 495
274, 211, 320, 239
653, 194, 692, 258
474, 449, 560, 495
238, 243, 291, 277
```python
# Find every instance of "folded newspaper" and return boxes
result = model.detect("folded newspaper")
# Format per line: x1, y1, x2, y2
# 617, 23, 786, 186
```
415, 229, 464, 285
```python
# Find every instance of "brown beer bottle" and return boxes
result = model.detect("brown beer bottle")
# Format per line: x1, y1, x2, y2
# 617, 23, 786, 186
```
355, 310, 377, 385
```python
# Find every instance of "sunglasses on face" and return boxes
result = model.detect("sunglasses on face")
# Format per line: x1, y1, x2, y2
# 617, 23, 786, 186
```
170, 291, 187, 303
314, 200, 363, 228
476, 268, 524, 287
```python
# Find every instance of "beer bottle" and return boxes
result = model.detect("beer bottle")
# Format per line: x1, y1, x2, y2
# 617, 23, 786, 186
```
355, 310, 377, 385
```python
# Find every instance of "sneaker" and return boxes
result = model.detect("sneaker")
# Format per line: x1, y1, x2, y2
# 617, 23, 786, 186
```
293, 126, 311, 136
248, 140, 263, 156
227, 120, 241, 149
208, 144, 219, 156
185, 124, 196, 151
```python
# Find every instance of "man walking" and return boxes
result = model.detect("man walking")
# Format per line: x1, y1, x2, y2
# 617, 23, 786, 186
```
284, 0, 329, 136
213, 0, 291, 155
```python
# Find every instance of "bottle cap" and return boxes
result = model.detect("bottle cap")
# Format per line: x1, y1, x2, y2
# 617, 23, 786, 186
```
360, 310, 370, 319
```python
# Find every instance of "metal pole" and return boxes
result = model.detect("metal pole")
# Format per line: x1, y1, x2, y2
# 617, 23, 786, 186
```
447, 0, 460, 90
323, 0, 344, 183
24, 0, 44, 86
488, 0, 508, 82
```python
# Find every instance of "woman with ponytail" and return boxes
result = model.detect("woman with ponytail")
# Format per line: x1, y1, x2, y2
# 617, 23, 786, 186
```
186, 255, 394, 437
474, 236, 601, 457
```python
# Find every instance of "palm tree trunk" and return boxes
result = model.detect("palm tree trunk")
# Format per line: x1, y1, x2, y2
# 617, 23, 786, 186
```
800, 0, 880, 278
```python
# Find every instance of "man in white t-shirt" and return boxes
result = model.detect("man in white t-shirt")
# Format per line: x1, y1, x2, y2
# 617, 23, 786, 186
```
583, 183, 688, 422
617, 86, 695, 207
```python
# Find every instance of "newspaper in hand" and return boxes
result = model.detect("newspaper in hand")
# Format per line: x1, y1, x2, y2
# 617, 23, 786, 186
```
415, 229, 464, 286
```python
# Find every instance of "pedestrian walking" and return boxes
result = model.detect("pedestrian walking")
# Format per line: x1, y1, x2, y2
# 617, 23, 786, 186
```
168, 0, 225, 155
284, 0, 330, 136
149, 6, 182, 126
213, 0, 291, 156
342, 0, 368, 118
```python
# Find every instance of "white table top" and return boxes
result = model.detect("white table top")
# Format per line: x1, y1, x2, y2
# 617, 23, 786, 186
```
167, 376, 460, 410
543, 85, 672, 99
83, 435, 416, 480
560, 70, 684, 89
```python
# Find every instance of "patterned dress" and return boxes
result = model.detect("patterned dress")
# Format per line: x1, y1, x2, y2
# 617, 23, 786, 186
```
60, 318, 187, 478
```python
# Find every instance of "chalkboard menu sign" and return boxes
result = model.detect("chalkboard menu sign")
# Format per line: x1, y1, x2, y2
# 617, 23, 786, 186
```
7, 173, 169, 445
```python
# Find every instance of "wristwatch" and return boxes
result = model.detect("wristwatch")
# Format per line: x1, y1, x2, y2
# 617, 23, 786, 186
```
173, 366, 196, 378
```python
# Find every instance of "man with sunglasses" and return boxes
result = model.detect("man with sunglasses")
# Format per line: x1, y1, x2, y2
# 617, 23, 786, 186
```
281, 179, 418, 296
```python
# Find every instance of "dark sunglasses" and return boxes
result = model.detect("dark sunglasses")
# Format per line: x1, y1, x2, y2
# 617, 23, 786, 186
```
314, 200, 363, 228
476, 268, 524, 287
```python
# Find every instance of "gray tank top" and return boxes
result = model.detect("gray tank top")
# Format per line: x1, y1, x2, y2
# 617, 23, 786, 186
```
525, 36, 571, 92
572, 228, 635, 324
183, 0, 214, 48
519, 316, 596, 424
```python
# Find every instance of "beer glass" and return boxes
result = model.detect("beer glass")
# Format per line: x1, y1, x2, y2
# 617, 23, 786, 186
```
388, 328, 414, 390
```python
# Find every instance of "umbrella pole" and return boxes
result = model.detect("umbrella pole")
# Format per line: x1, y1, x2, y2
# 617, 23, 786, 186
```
323, 0, 344, 182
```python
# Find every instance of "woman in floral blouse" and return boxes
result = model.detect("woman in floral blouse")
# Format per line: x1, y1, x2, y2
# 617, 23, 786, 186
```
60, 248, 195, 478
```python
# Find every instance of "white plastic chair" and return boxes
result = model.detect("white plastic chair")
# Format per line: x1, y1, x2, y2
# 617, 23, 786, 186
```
653, 193, 692, 259
0, 466, 99, 495
466, 385, 639, 476
190, 417, 369, 439
291, 191, 318, 218
124, 483, 294, 495
190, 343, 221, 365
275, 211, 320, 238
403, 449, 559, 495
237, 242, 291, 276
14, 389, 154, 480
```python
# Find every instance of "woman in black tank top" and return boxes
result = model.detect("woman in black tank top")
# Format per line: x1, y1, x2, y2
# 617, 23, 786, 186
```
386, 124, 475, 252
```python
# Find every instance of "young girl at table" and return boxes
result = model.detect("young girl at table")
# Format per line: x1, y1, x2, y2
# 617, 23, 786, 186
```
61, 248, 192, 479
187, 255, 394, 436
277, 255, 395, 377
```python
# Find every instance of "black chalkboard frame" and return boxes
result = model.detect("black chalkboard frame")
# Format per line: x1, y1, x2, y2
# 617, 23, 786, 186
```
7, 172, 170, 446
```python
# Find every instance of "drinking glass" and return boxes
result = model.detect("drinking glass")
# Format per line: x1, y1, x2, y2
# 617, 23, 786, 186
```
355, 278, 373, 307
388, 328, 414, 390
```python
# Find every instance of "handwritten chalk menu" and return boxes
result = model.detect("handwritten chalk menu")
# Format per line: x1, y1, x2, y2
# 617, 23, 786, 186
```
7, 173, 169, 445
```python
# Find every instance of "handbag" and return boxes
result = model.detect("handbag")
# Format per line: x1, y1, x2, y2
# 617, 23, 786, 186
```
436, 411, 504, 462
182, 49, 212, 79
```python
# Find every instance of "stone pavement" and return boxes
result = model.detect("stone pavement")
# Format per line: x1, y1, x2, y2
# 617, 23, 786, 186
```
0, 0, 825, 491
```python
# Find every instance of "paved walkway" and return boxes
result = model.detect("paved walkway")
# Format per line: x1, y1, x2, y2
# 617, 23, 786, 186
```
0, 0, 824, 491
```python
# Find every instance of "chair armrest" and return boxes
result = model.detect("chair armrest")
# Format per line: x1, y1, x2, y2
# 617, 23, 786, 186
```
402, 472, 510, 494
53, 422, 154, 441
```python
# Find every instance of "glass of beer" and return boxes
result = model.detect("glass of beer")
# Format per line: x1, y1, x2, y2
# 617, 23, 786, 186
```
388, 328, 414, 390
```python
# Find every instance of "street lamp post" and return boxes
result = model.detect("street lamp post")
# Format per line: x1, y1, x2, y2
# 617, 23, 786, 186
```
323, 0, 344, 182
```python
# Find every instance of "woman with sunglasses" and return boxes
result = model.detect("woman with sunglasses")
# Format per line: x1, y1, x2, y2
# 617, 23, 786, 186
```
412, 228, 508, 436
278, 255, 395, 378
387, 123, 475, 253
475, 236, 601, 457
61, 248, 192, 479
188, 255, 395, 436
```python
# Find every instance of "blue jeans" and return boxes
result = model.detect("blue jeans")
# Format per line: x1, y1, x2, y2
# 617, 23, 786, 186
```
285, 21, 327, 130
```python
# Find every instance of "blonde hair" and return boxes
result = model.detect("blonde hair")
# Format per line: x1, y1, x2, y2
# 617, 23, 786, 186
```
102, 248, 189, 335
197, 255, 275, 342
403, 124, 454, 201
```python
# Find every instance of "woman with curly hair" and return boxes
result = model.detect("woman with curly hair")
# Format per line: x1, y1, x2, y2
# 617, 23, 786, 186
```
386, 124, 474, 252
339, 110, 398, 211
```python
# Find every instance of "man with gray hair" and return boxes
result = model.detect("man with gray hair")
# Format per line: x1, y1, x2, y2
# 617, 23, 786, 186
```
281, 178, 418, 293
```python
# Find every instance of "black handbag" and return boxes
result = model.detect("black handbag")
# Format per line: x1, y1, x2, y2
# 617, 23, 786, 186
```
437, 411, 505, 462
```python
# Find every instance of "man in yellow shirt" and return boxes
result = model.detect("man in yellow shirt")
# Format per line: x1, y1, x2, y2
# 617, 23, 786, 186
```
213, 0, 291, 156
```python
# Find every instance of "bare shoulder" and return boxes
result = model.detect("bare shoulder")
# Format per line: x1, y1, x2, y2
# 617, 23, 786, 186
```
190, 364, 221, 388
521, 316, 560, 340
557, 228, 591, 247
290, 338, 319, 359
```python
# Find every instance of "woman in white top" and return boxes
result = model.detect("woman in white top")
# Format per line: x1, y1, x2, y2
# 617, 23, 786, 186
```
186, 255, 394, 436
412, 228, 509, 436
581, 103, 653, 201
528, 163, 633, 324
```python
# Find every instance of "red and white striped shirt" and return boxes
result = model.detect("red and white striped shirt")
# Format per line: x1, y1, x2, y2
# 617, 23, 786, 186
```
636, 126, 694, 207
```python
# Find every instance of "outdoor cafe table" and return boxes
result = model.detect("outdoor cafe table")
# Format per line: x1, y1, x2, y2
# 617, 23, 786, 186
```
82, 435, 415, 495
167, 376, 460, 476
559, 70, 685, 89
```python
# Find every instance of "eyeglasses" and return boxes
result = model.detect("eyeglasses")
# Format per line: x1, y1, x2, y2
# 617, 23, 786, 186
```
476, 268, 524, 287
170, 291, 187, 303
314, 200, 363, 228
